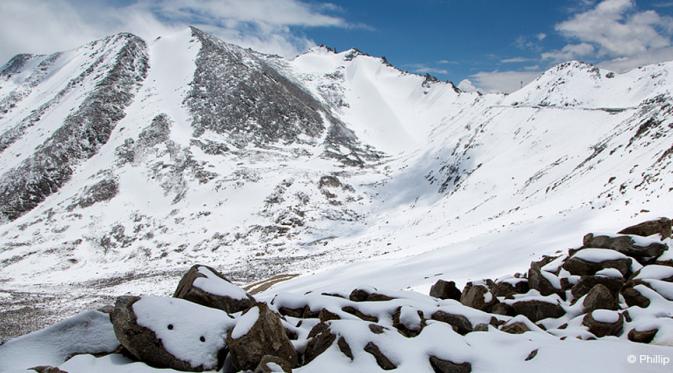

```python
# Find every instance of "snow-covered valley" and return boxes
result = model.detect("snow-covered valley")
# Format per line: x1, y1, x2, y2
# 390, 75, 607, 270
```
0, 27, 672, 372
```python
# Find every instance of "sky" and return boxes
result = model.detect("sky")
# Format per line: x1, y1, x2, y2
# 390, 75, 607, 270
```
2, 0, 673, 93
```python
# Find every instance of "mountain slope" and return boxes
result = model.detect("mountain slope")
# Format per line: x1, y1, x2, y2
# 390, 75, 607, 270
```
0, 28, 671, 341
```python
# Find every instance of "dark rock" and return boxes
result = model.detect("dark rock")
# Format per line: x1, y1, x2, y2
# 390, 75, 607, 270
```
392, 307, 424, 337
562, 255, 632, 277
369, 323, 386, 334
364, 342, 396, 370
173, 264, 255, 313
582, 311, 624, 337
491, 303, 514, 316
582, 284, 618, 312
527, 267, 560, 296
226, 303, 297, 371
348, 288, 394, 302
304, 323, 334, 363
571, 275, 623, 299
500, 322, 530, 334
254, 355, 293, 373
318, 175, 342, 189
318, 308, 341, 323
30, 367, 68, 373
619, 218, 671, 239
524, 349, 538, 361
111, 296, 222, 371
472, 323, 490, 332
341, 306, 378, 322
492, 279, 529, 298
430, 280, 462, 300
510, 299, 565, 322
278, 306, 309, 319
429, 356, 472, 373
337, 337, 353, 360
430, 311, 473, 335
627, 328, 658, 344
460, 282, 496, 311
621, 286, 651, 308
583, 233, 667, 259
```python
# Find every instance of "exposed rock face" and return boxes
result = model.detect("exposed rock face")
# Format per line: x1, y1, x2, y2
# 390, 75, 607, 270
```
304, 323, 336, 364
349, 288, 394, 302
571, 276, 623, 300
582, 310, 624, 337
500, 322, 530, 334
583, 233, 667, 259
0, 33, 149, 221
30, 366, 68, 373
174, 264, 255, 313
429, 356, 472, 373
111, 296, 227, 372
226, 303, 297, 372
364, 342, 396, 370
254, 355, 293, 373
430, 280, 462, 300
528, 267, 561, 296
621, 286, 651, 308
510, 299, 565, 322
628, 328, 658, 343
618, 217, 671, 239
582, 284, 618, 312
392, 306, 424, 337
492, 279, 529, 298
562, 253, 632, 277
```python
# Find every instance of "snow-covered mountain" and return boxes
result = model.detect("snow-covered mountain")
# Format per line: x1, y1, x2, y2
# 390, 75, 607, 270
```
0, 27, 672, 339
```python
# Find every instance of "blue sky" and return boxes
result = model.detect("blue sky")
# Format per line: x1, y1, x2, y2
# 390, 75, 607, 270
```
3, 0, 673, 92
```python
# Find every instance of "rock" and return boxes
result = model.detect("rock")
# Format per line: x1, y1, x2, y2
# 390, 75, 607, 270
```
30, 367, 68, 373
304, 323, 335, 364
318, 308, 341, 323
490, 303, 514, 316
429, 356, 472, 373
472, 323, 490, 332
627, 328, 658, 343
254, 355, 293, 373
368, 323, 386, 334
562, 251, 632, 277
492, 279, 529, 298
364, 342, 396, 370
524, 349, 538, 361
510, 299, 565, 322
430, 280, 462, 301
571, 275, 623, 299
226, 303, 297, 372
527, 267, 560, 297
318, 175, 342, 189
619, 218, 671, 239
583, 233, 667, 259
174, 264, 255, 313
582, 284, 618, 312
392, 306, 424, 337
621, 286, 651, 308
500, 322, 530, 334
111, 295, 233, 371
341, 306, 378, 322
337, 337, 353, 360
582, 310, 624, 337
460, 282, 496, 311
348, 288, 394, 302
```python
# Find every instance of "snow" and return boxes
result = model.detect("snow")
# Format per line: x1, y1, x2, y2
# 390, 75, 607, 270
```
571, 248, 630, 263
132, 296, 235, 370
398, 305, 422, 331
0, 311, 118, 373
193, 266, 250, 300
595, 268, 623, 278
635, 265, 673, 280
591, 309, 620, 323
230, 306, 259, 339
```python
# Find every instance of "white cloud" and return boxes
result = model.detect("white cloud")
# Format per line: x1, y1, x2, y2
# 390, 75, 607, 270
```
536, 32, 547, 41
501, 57, 533, 63
555, 0, 673, 57
0, 0, 350, 64
598, 45, 673, 70
469, 70, 541, 94
541, 42, 595, 61
406, 63, 448, 75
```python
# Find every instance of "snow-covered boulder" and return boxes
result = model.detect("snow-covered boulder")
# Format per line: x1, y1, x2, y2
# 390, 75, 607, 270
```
582, 233, 667, 259
460, 281, 496, 311
582, 309, 624, 337
0, 310, 119, 372
110, 295, 235, 371
174, 264, 255, 313
226, 303, 297, 371
562, 248, 633, 277
581, 284, 618, 313
429, 279, 462, 301
254, 354, 293, 373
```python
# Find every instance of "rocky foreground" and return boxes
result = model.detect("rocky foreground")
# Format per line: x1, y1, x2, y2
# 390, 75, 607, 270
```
1, 218, 672, 372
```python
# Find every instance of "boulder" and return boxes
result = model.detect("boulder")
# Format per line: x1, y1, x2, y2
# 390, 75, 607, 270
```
429, 280, 462, 301
627, 328, 658, 344
621, 286, 651, 308
392, 306, 424, 337
30, 367, 68, 373
429, 356, 472, 373
349, 288, 394, 302
492, 278, 529, 298
341, 306, 378, 322
500, 322, 530, 334
303, 323, 335, 364
111, 295, 234, 372
254, 355, 293, 373
562, 249, 632, 277
527, 267, 561, 297
174, 264, 255, 313
364, 342, 396, 370
510, 299, 565, 322
318, 308, 341, 323
570, 275, 623, 299
490, 303, 514, 316
618, 218, 671, 239
430, 311, 473, 335
582, 310, 623, 337
583, 234, 667, 259
460, 282, 496, 311
226, 303, 297, 372
582, 284, 618, 312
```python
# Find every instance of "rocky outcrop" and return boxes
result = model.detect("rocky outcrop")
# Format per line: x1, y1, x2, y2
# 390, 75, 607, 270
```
430, 280, 462, 300
582, 310, 623, 337
460, 282, 496, 311
582, 284, 618, 312
618, 217, 671, 239
582, 233, 667, 259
